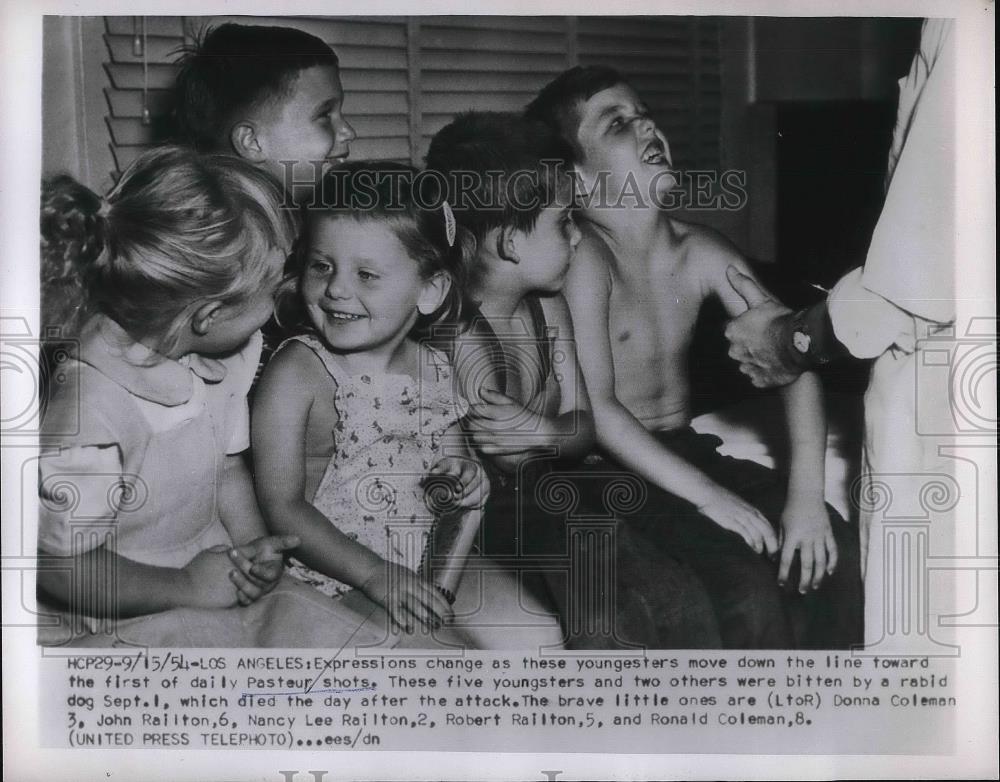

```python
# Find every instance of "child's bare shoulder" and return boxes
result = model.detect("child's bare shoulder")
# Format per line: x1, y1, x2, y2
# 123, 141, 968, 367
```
669, 218, 753, 298
674, 218, 747, 271
566, 224, 614, 295
257, 339, 332, 403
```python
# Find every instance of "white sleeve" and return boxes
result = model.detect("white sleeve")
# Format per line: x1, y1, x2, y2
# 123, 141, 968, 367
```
828, 267, 916, 359
859, 20, 955, 327
38, 445, 123, 556
221, 330, 263, 455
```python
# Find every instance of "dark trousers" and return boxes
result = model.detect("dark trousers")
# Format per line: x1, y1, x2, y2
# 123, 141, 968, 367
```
479, 453, 721, 650
617, 429, 864, 649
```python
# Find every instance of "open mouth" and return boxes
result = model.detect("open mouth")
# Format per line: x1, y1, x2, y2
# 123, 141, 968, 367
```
326, 310, 366, 323
322, 153, 350, 170
642, 140, 667, 165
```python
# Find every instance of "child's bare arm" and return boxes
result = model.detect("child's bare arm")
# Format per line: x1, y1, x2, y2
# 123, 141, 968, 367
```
538, 294, 596, 459
217, 454, 268, 545
563, 234, 777, 553
705, 235, 837, 589
778, 372, 838, 590
215, 453, 302, 600
37, 545, 258, 615
462, 296, 595, 471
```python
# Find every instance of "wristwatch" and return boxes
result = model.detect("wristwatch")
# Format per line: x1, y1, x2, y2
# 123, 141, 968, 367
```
783, 300, 845, 369
791, 327, 812, 356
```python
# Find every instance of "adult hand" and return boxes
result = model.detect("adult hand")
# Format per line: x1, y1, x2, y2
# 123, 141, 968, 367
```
723, 266, 803, 388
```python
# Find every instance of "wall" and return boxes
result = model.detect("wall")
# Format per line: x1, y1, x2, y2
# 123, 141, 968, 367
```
41, 16, 115, 193
714, 17, 918, 263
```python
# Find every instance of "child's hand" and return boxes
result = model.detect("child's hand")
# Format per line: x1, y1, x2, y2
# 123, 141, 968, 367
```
696, 488, 780, 556
181, 545, 243, 609
359, 562, 453, 635
424, 457, 489, 512
466, 388, 556, 455
227, 534, 301, 604
779, 498, 838, 593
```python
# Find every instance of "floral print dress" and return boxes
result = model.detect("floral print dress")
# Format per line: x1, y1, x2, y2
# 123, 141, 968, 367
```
279, 334, 468, 597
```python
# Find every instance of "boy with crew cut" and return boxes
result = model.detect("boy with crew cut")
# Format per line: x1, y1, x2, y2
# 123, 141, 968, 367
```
526, 67, 862, 648
172, 23, 356, 203
172, 23, 359, 376
427, 112, 721, 649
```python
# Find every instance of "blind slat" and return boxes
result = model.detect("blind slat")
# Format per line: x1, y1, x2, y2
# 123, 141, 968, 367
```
186, 16, 407, 45
335, 46, 408, 70
421, 71, 556, 93
105, 16, 185, 37
420, 16, 566, 33
421, 51, 566, 73
576, 38, 694, 58
340, 70, 409, 92
105, 62, 177, 91
105, 88, 173, 118
576, 17, 692, 38
350, 137, 410, 160
105, 34, 185, 64
341, 92, 410, 115
348, 115, 410, 138
419, 28, 565, 53
110, 144, 146, 172
107, 117, 158, 146
422, 93, 538, 115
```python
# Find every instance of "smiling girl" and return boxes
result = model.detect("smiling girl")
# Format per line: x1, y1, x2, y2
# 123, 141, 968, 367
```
253, 163, 562, 648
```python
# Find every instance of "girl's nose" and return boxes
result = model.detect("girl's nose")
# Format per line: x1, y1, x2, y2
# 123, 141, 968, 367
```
325, 274, 351, 299
568, 218, 583, 250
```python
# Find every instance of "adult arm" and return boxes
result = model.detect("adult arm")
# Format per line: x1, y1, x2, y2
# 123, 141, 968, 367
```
724, 22, 956, 386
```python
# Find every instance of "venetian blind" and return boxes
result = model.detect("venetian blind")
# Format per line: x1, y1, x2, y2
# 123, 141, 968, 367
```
101, 15, 721, 179
103, 16, 186, 175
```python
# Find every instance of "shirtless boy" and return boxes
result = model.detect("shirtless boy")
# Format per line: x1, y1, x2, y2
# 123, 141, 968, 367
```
427, 111, 720, 648
527, 67, 862, 648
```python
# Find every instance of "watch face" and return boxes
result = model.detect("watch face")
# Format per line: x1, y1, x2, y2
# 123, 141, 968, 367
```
793, 330, 812, 354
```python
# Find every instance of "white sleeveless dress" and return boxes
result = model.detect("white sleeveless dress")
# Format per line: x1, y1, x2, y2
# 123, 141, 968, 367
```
279, 334, 469, 597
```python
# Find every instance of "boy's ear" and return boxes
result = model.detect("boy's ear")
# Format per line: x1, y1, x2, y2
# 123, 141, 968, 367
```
416, 272, 451, 316
496, 225, 521, 264
231, 122, 266, 162
191, 300, 225, 336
